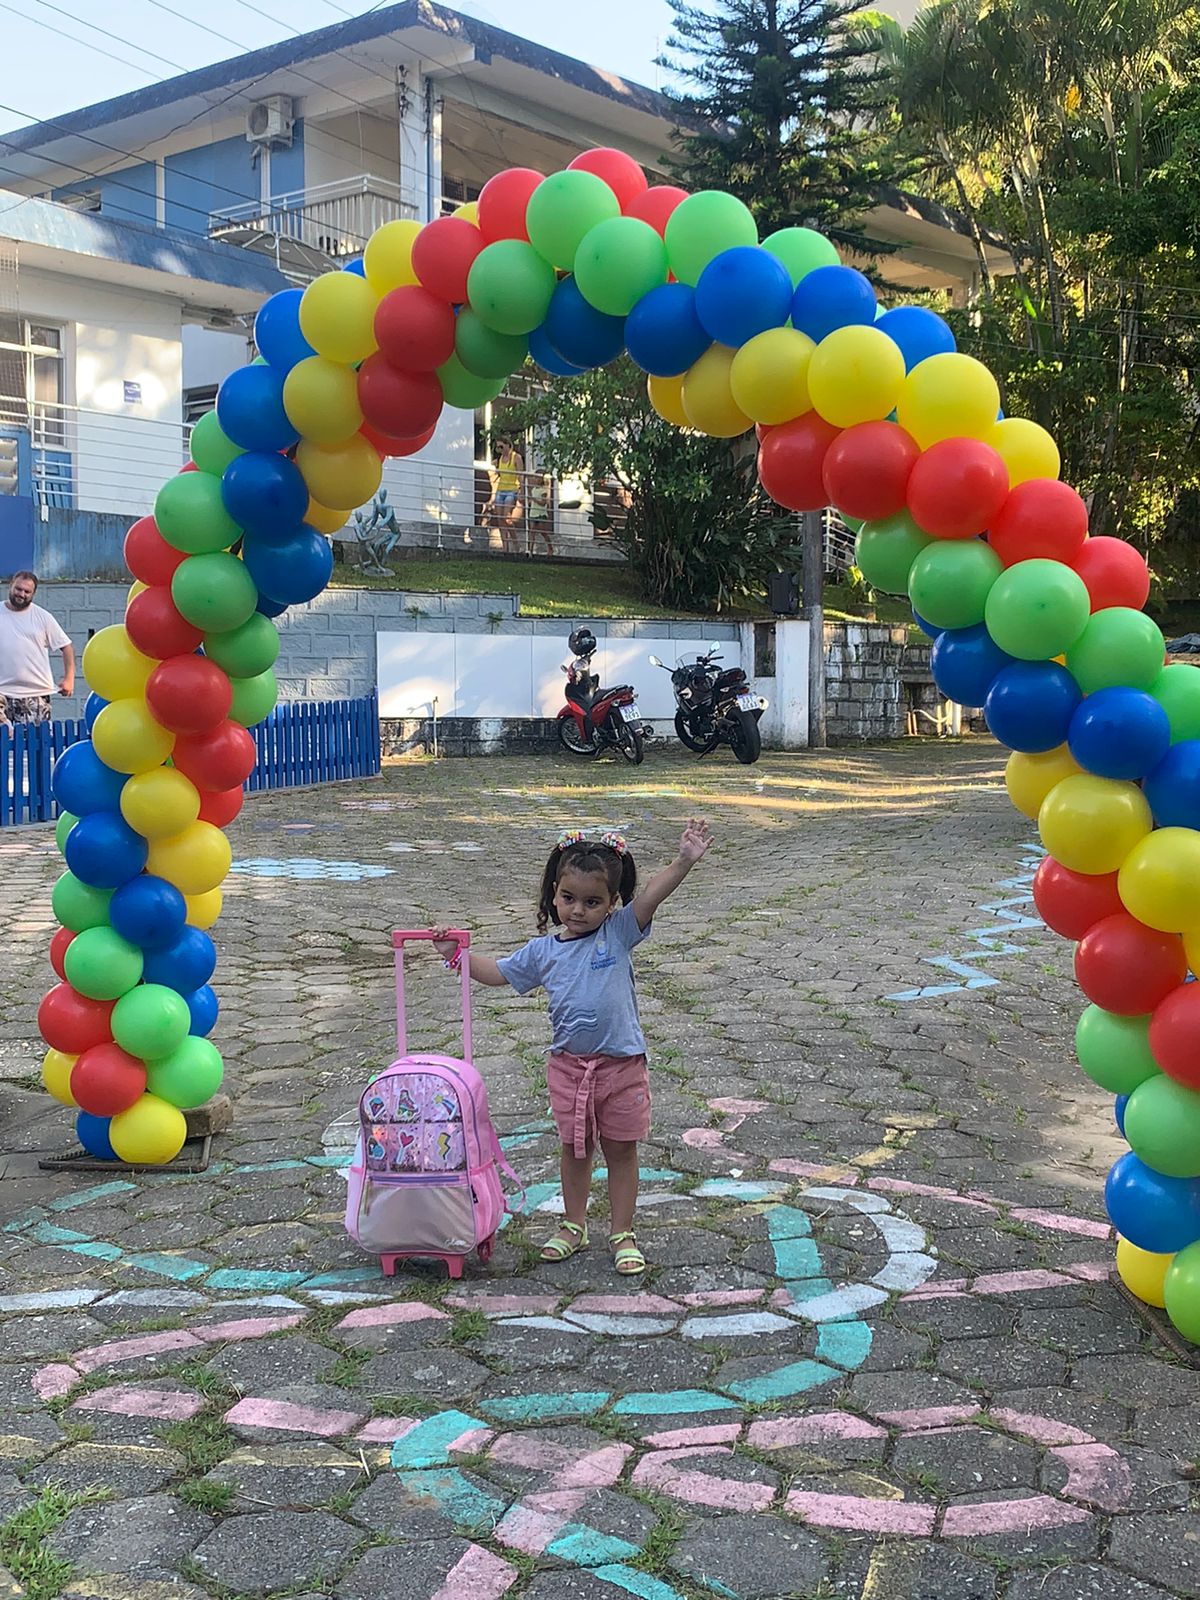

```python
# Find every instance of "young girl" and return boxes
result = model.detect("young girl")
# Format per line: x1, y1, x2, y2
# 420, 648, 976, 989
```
434, 821, 713, 1275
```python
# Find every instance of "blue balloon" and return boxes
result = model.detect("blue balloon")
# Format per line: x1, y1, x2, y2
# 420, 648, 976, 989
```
186, 983, 220, 1037
1105, 1151, 1200, 1254
913, 611, 944, 640
243, 525, 334, 607
216, 364, 298, 455
984, 661, 1082, 753
544, 278, 625, 370
52, 740, 127, 817
110, 874, 188, 950
1115, 1095, 1128, 1136
694, 247, 792, 348
76, 1111, 117, 1161
253, 288, 316, 374
256, 594, 289, 619
875, 306, 956, 371
1068, 687, 1171, 781
625, 282, 710, 377
84, 693, 108, 732
1144, 738, 1200, 830
64, 810, 148, 889
930, 624, 1014, 708
143, 926, 217, 994
791, 265, 876, 344
221, 452, 309, 540
343, 257, 366, 276
527, 324, 586, 377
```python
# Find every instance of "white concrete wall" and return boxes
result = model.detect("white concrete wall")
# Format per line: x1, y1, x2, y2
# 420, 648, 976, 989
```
182, 325, 251, 394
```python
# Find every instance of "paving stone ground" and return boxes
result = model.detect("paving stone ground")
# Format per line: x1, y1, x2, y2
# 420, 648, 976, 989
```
1, 742, 1197, 1600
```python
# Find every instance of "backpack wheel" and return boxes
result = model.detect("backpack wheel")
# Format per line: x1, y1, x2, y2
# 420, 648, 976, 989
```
477, 1236, 494, 1264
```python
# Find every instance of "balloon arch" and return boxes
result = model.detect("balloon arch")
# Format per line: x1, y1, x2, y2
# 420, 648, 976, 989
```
35, 148, 1200, 1340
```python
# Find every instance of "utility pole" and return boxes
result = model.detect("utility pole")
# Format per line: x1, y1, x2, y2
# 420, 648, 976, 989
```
801, 511, 826, 748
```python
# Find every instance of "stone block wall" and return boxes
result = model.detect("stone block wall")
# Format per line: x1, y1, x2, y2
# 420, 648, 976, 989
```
823, 622, 933, 745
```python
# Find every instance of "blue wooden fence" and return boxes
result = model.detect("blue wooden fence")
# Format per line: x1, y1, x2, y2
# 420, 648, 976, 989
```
0, 693, 381, 826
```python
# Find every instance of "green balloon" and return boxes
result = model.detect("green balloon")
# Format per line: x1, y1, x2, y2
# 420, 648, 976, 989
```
856, 513, 932, 595
762, 225, 840, 287
907, 539, 1003, 630
1066, 607, 1165, 693
983, 558, 1091, 661
145, 1036, 224, 1109
228, 668, 278, 728
1075, 1006, 1160, 1095
203, 612, 280, 679
172, 552, 258, 633
189, 410, 243, 476
454, 310, 529, 381
1125, 1074, 1200, 1177
574, 216, 668, 316
112, 983, 190, 1060
52, 872, 114, 933
436, 353, 507, 410
155, 472, 241, 556
64, 925, 144, 1001
1164, 1240, 1200, 1342
665, 191, 759, 286
56, 811, 79, 856
467, 240, 557, 336
1148, 663, 1200, 741
526, 170, 620, 271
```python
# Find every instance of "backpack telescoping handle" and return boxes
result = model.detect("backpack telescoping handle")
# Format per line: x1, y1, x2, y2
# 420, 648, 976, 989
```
392, 929, 473, 1064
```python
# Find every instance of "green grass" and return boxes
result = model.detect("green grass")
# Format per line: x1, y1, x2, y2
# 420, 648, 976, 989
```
0, 1485, 107, 1599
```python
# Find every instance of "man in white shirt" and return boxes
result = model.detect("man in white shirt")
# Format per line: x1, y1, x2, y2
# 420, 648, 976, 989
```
0, 571, 75, 725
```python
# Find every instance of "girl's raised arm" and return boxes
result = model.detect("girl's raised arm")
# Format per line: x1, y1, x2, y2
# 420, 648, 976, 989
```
631, 819, 713, 930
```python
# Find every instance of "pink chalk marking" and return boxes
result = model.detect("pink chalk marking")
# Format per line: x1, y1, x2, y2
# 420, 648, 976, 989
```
682, 1129, 727, 1149
634, 1451, 774, 1514
569, 1294, 682, 1316
941, 1494, 1092, 1536
33, 1363, 78, 1400
899, 1280, 970, 1300
74, 1383, 203, 1421
335, 1301, 450, 1330
557, 1441, 632, 1491
709, 1097, 771, 1117
972, 1269, 1072, 1295
195, 1314, 305, 1342
445, 1294, 560, 1318
490, 1433, 574, 1470
867, 1177, 995, 1212
988, 1409, 1094, 1448
430, 1542, 519, 1600
448, 1426, 495, 1456
1048, 1443, 1132, 1512
1063, 1260, 1110, 1282
770, 1158, 860, 1183
72, 1328, 201, 1374
679, 1289, 765, 1308
785, 1489, 937, 1535
643, 1423, 743, 1450
748, 1413, 887, 1450
1010, 1208, 1111, 1240
224, 1397, 365, 1437
495, 1497, 585, 1556
873, 1405, 981, 1431
354, 1416, 420, 1444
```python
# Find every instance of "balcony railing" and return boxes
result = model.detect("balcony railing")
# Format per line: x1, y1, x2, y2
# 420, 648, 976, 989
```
209, 176, 418, 277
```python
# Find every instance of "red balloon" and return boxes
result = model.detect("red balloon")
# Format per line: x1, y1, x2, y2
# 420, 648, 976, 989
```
907, 438, 1010, 539
146, 655, 233, 736
989, 479, 1088, 566
1149, 984, 1200, 1090
360, 419, 438, 459
198, 784, 245, 827
1071, 536, 1150, 612
624, 185, 689, 237
38, 984, 114, 1055
758, 414, 841, 513
172, 720, 257, 792
477, 167, 544, 243
822, 421, 920, 522
50, 927, 75, 981
1074, 913, 1187, 1015
568, 147, 648, 211
126, 586, 204, 660
410, 220, 486, 307
357, 354, 444, 440
124, 516, 186, 588
70, 1042, 146, 1117
374, 284, 457, 369
1032, 857, 1123, 940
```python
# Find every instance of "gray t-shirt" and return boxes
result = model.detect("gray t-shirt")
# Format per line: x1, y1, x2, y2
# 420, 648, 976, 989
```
497, 902, 650, 1057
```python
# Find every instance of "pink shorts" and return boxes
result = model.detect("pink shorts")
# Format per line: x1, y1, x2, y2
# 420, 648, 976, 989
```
546, 1051, 651, 1158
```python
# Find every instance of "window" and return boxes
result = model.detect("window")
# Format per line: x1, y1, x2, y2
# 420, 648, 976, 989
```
0, 318, 65, 446
57, 189, 101, 214
183, 385, 218, 430
440, 174, 482, 216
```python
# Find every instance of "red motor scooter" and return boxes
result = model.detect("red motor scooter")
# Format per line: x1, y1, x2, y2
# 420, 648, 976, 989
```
556, 628, 646, 764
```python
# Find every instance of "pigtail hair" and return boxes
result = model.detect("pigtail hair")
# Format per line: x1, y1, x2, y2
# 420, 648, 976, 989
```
618, 851, 637, 904
536, 846, 562, 934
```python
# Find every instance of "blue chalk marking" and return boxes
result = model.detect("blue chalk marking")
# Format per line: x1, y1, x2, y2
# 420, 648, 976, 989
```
396, 1467, 504, 1528
593, 1564, 694, 1600
481, 1393, 609, 1423
549, 1527, 641, 1566
205, 1268, 308, 1291
31, 1222, 92, 1244
47, 1181, 137, 1211
693, 1179, 785, 1200
612, 1390, 740, 1417
391, 1410, 487, 1469
815, 1321, 873, 1369
763, 1205, 812, 1240
124, 1252, 209, 1282
4, 1207, 44, 1233
725, 1359, 838, 1403
299, 1267, 381, 1289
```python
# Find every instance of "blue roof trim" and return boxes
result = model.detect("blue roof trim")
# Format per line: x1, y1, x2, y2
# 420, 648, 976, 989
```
0, 192, 290, 294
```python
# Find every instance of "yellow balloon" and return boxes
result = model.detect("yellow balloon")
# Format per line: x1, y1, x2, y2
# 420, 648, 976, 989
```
147, 821, 232, 896
120, 766, 201, 840
1038, 773, 1152, 875
109, 1092, 188, 1166
896, 353, 1001, 449
306, 497, 349, 536
681, 345, 752, 438
1118, 828, 1200, 934
283, 356, 364, 446
82, 625, 158, 701
647, 372, 689, 428
807, 324, 907, 430
453, 201, 479, 225
729, 327, 815, 425
298, 272, 379, 365
185, 887, 223, 931
91, 698, 176, 775
363, 218, 423, 294
988, 417, 1061, 487
296, 437, 383, 511
1004, 745, 1082, 820
1116, 1234, 1173, 1308
127, 580, 148, 605
42, 1047, 78, 1107
1185, 927, 1200, 976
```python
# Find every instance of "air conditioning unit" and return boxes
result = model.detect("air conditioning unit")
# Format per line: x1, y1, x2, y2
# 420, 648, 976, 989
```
245, 95, 295, 148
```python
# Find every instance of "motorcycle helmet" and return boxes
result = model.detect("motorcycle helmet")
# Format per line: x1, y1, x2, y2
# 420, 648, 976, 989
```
568, 627, 597, 657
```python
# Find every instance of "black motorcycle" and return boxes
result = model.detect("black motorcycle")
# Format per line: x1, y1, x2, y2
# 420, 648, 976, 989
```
557, 628, 647, 764
649, 644, 767, 764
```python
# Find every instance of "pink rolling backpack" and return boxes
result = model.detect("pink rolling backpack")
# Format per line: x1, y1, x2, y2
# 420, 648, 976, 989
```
344, 930, 525, 1279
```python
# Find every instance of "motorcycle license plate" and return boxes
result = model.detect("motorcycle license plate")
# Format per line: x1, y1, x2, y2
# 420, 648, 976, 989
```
736, 692, 759, 711
622, 701, 643, 722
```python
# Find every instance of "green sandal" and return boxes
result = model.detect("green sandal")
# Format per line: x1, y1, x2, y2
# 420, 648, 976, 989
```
540, 1220, 589, 1262
609, 1231, 646, 1276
